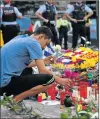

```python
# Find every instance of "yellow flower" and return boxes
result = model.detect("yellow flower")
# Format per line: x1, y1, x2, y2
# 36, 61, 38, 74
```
77, 104, 82, 112
72, 56, 77, 62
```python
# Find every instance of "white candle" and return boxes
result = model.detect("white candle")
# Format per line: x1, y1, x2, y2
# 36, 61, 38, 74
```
87, 87, 92, 99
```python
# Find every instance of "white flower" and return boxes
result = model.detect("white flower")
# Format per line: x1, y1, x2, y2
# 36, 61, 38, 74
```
54, 45, 61, 51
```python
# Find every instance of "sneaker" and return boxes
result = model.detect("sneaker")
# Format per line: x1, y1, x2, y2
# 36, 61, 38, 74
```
86, 41, 91, 45
14, 101, 32, 115
15, 101, 40, 118
80, 44, 84, 47
1, 94, 41, 118
72, 48, 76, 52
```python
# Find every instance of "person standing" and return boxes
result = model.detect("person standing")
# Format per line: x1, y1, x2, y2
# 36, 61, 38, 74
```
57, 14, 71, 49
65, 0, 93, 49
35, 0, 60, 45
0, 0, 22, 44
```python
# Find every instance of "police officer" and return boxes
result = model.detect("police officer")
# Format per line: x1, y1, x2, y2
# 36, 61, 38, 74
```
35, 0, 60, 45
0, 0, 22, 44
65, 0, 93, 49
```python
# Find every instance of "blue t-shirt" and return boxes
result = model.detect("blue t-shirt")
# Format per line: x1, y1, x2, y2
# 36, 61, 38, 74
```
1, 35, 43, 87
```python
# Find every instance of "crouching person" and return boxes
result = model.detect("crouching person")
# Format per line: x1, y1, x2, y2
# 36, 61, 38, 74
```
1, 26, 71, 103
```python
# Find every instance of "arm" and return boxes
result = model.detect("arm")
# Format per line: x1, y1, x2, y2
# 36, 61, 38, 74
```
35, 59, 71, 86
0, 9, 3, 21
26, 42, 71, 86
28, 59, 71, 86
85, 19, 92, 27
65, 13, 77, 23
35, 12, 48, 23
35, 5, 48, 23
84, 5, 93, 21
14, 7, 23, 19
27, 55, 56, 68
65, 13, 73, 21
65, 5, 77, 23
84, 12, 93, 21
54, 6, 58, 22
85, 12, 93, 19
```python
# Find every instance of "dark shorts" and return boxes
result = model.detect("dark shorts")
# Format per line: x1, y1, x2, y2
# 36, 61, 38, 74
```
1, 68, 55, 96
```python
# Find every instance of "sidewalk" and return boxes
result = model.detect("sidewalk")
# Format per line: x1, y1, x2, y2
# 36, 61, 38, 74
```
1, 99, 65, 118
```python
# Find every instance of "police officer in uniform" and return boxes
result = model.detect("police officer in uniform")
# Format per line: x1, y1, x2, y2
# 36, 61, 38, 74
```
0, 0, 22, 44
35, 0, 59, 45
65, 0, 93, 49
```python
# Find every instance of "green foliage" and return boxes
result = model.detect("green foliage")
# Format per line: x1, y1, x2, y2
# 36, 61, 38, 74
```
60, 97, 98, 119
60, 107, 71, 119
79, 115, 87, 119
1, 93, 41, 118
0, 93, 22, 112
71, 115, 77, 119
60, 113, 69, 119
86, 99, 97, 112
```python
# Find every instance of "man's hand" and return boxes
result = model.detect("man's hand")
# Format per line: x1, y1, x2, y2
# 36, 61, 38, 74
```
59, 78, 72, 87
84, 16, 88, 21
44, 19, 49, 23
55, 76, 72, 87
85, 23, 91, 27
71, 18, 77, 23
44, 56, 56, 64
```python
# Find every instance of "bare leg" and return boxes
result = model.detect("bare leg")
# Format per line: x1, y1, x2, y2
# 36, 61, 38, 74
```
14, 84, 52, 102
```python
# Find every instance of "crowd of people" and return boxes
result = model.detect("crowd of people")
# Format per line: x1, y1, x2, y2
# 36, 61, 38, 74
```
0, 0, 93, 102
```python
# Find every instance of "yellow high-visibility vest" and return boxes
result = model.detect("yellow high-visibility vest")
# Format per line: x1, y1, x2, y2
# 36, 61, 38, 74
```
56, 18, 69, 28
87, 19, 92, 24
0, 30, 4, 47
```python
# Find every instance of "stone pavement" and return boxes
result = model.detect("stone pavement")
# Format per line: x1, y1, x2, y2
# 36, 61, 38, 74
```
1, 99, 66, 118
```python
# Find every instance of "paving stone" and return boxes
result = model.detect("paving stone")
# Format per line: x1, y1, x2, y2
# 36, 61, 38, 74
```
1, 100, 66, 118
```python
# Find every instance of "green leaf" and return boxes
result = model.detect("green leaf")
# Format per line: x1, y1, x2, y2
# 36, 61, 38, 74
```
79, 115, 87, 119
71, 115, 78, 119
60, 113, 69, 119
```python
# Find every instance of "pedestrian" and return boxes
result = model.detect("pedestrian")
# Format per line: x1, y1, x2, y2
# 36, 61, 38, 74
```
65, 0, 93, 49
35, 0, 60, 45
0, 0, 22, 44
57, 14, 71, 49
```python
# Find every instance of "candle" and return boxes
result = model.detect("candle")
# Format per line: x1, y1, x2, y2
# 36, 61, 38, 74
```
82, 105, 87, 110
80, 87, 87, 99
60, 91, 66, 105
72, 90, 76, 97
95, 89, 99, 101
87, 87, 92, 99
38, 94, 42, 102
97, 94, 99, 103
51, 94, 55, 100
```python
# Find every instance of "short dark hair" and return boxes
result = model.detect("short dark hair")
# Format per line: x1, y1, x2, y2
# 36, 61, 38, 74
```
33, 26, 53, 40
